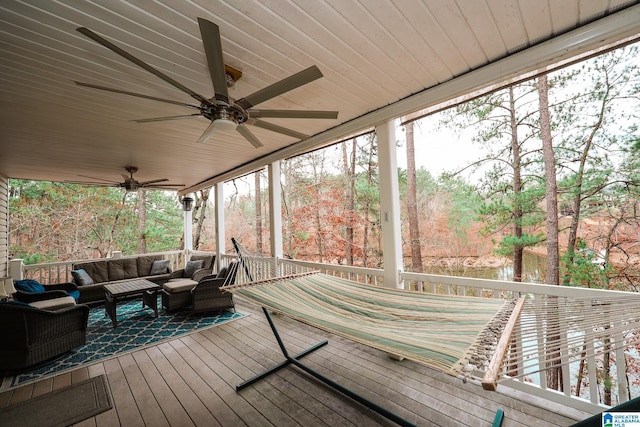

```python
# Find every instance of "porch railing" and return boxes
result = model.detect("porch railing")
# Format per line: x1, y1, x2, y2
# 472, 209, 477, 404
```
14, 253, 635, 415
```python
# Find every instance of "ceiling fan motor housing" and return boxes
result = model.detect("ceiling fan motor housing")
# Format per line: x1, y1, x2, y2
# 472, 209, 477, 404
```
203, 102, 248, 126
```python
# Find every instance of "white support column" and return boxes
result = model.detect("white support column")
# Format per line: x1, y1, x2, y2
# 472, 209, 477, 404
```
215, 182, 225, 269
377, 120, 404, 289
268, 161, 283, 259
269, 161, 283, 276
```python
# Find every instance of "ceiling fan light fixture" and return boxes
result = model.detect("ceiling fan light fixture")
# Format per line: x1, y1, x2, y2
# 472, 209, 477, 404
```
213, 118, 237, 132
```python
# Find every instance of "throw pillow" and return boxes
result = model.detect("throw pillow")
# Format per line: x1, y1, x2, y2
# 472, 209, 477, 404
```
14, 279, 45, 293
150, 259, 171, 275
184, 260, 204, 278
71, 269, 95, 286
215, 267, 228, 279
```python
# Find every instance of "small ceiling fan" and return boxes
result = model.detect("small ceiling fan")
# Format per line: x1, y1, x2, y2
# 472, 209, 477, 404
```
74, 18, 338, 148
68, 166, 185, 192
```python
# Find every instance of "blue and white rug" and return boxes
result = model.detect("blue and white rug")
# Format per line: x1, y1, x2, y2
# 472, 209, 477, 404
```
1, 297, 245, 391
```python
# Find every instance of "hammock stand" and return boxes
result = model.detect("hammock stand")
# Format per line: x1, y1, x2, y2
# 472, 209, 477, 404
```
231, 237, 417, 426
237, 305, 417, 427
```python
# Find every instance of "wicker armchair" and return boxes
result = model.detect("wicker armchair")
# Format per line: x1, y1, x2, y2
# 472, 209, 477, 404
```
13, 281, 80, 303
191, 262, 238, 314
162, 268, 212, 312
0, 302, 89, 371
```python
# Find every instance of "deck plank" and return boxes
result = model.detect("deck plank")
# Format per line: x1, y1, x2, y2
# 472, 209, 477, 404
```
130, 348, 195, 426
118, 352, 170, 427
103, 358, 144, 426
149, 343, 220, 426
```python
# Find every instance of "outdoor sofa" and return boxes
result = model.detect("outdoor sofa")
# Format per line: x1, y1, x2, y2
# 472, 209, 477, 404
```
70, 254, 172, 304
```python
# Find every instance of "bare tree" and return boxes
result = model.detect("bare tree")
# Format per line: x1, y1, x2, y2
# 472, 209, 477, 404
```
405, 121, 423, 272
255, 171, 263, 253
137, 189, 147, 253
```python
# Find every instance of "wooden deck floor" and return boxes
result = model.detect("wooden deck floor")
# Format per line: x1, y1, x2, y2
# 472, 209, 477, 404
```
0, 299, 587, 426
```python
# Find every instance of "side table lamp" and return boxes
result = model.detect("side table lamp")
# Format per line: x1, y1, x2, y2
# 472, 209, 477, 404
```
0, 277, 16, 301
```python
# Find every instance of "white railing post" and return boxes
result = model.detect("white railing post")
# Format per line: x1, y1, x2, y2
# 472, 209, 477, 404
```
9, 258, 24, 281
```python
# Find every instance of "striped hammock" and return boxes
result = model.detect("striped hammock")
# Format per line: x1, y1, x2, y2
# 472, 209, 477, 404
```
224, 271, 510, 376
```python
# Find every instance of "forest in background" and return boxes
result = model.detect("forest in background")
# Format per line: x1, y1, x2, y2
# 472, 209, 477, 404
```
8, 42, 640, 294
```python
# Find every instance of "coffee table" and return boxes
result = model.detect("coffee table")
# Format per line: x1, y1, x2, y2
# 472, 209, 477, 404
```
104, 279, 160, 328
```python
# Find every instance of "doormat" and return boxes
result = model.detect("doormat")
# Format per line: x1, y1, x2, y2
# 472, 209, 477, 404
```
0, 375, 112, 427
1, 297, 245, 391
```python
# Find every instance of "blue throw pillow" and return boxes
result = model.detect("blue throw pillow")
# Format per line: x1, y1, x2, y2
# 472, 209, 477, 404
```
68, 289, 81, 302
14, 279, 45, 293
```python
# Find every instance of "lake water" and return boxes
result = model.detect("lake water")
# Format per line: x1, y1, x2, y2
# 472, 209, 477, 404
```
424, 251, 547, 283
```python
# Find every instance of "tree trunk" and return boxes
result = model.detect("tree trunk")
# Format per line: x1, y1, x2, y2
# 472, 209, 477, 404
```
509, 87, 523, 282
539, 74, 564, 391
193, 189, 209, 250
342, 139, 356, 265
255, 171, 263, 253
137, 189, 147, 254
406, 121, 423, 273
538, 75, 560, 286
363, 135, 375, 268
562, 85, 607, 284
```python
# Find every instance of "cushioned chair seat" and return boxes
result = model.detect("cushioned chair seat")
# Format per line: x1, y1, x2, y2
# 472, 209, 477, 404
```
30, 296, 76, 311
163, 278, 198, 293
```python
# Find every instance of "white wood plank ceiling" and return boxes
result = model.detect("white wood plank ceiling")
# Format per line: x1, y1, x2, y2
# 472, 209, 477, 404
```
1, 0, 639, 194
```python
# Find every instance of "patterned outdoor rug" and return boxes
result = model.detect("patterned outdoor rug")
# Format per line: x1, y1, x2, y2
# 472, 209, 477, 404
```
1, 297, 245, 391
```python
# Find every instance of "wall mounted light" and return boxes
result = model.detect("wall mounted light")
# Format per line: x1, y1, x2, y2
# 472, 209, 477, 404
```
181, 196, 194, 212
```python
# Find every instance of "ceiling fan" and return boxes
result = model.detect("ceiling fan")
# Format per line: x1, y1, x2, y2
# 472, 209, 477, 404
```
74, 18, 338, 148
68, 166, 185, 192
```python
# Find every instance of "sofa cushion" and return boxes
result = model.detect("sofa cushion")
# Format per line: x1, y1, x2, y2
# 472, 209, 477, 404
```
137, 255, 164, 276
184, 260, 204, 278
71, 269, 95, 286
163, 278, 198, 294
73, 260, 108, 284
150, 259, 171, 275
14, 279, 45, 293
108, 258, 138, 281
190, 254, 214, 270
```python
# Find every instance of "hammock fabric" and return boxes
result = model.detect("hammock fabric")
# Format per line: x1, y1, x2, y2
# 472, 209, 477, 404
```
224, 271, 509, 376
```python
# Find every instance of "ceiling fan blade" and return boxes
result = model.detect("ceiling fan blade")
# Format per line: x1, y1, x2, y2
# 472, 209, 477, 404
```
74, 81, 200, 109
248, 118, 309, 140
236, 124, 264, 148
197, 18, 229, 103
236, 65, 323, 109
134, 114, 202, 123
76, 27, 210, 105
145, 184, 185, 188
196, 121, 217, 144
248, 109, 338, 119
77, 174, 118, 184
65, 180, 117, 187
139, 178, 169, 186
